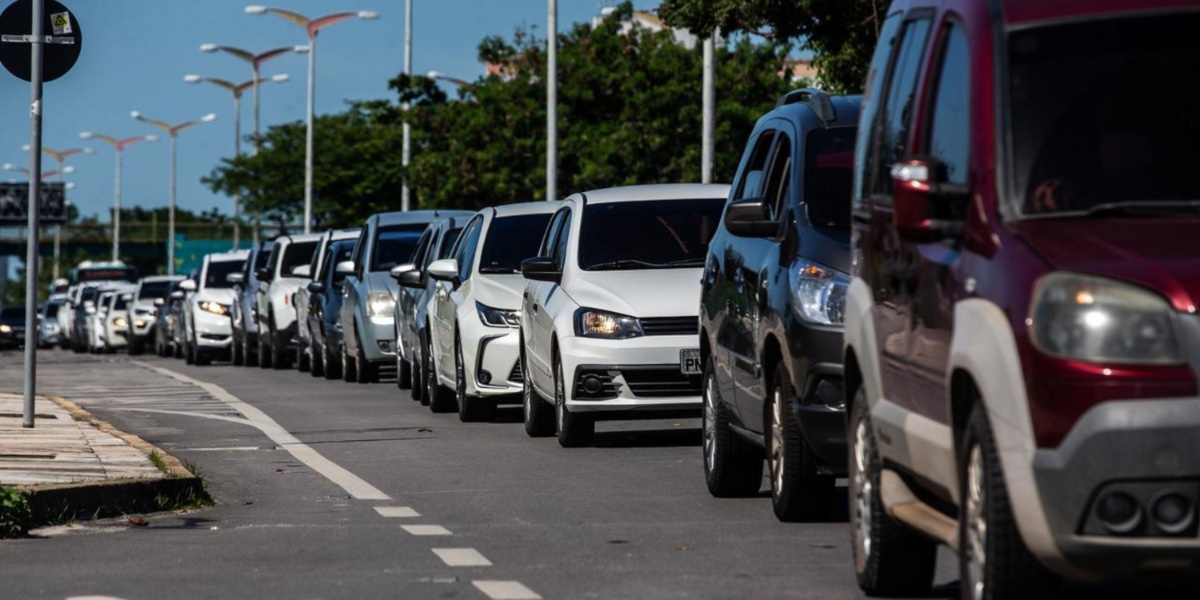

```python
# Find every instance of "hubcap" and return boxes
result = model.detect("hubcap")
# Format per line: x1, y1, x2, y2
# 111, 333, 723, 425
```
555, 362, 565, 432
965, 444, 987, 600
703, 372, 717, 472
456, 341, 465, 400
770, 389, 785, 494
852, 414, 873, 572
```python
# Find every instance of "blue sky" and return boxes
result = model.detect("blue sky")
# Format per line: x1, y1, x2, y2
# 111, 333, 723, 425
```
0, 0, 659, 223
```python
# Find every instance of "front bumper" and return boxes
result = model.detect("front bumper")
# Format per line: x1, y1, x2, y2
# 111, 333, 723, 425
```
129, 312, 157, 339
194, 308, 233, 349
361, 315, 397, 363
560, 334, 701, 414
466, 330, 523, 398
1032, 396, 1200, 577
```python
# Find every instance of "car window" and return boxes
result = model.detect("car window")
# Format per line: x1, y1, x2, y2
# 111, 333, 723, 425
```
453, 217, 484, 282
280, 242, 317, 278
328, 241, 356, 285
137, 280, 172, 300
479, 213, 554, 274
805, 126, 856, 228
539, 210, 567, 258
351, 227, 368, 275
205, 260, 246, 289
734, 131, 776, 201
869, 17, 932, 196
551, 209, 572, 270
762, 133, 793, 221
853, 12, 903, 210
437, 228, 463, 260
578, 199, 723, 270
0, 307, 23, 319
254, 242, 273, 271
410, 229, 433, 272
925, 23, 970, 186
114, 294, 132, 311
371, 225, 426, 272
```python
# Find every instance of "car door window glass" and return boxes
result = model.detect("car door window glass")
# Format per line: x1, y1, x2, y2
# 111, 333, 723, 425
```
551, 210, 572, 270
870, 18, 932, 196
410, 230, 433, 272
734, 131, 776, 200
853, 12, 903, 209
762, 134, 793, 220
925, 24, 970, 186
539, 210, 567, 258
437, 228, 464, 260
454, 217, 484, 282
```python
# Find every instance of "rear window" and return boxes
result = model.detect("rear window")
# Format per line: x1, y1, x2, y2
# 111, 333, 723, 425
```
137, 280, 172, 300
205, 260, 246, 289
280, 242, 317, 278
805, 127, 855, 228
479, 214, 553, 274
371, 225, 425, 272
578, 199, 724, 270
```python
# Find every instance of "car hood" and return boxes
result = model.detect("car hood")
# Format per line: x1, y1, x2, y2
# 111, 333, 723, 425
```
472, 274, 525, 311
366, 272, 399, 300
565, 268, 703, 318
195, 287, 238, 305
1012, 218, 1200, 312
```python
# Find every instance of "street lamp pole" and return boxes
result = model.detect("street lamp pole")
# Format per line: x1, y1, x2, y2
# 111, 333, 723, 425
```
78, 133, 157, 263
130, 112, 217, 275
21, 144, 93, 279
184, 73, 289, 249
245, 6, 379, 234
402, 0, 412, 211
547, 0, 557, 201
702, 36, 715, 184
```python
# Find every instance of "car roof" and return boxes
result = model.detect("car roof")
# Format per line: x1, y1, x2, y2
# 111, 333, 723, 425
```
373, 209, 475, 227
276, 233, 323, 245
331, 227, 360, 241
571, 183, 731, 204
207, 249, 250, 263
140, 275, 184, 283
766, 91, 862, 130
491, 200, 563, 218
999, 0, 1199, 27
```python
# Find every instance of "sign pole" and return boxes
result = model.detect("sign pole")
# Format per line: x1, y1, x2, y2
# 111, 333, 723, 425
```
23, 0, 43, 428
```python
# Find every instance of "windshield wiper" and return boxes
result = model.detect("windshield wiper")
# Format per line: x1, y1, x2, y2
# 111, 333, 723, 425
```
586, 259, 663, 270
1084, 200, 1200, 217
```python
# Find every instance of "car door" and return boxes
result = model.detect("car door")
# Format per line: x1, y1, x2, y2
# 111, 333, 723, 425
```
400, 227, 434, 357
528, 207, 571, 395
524, 208, 565, 392
342, 224, 371, 354
435, 217, 482, 382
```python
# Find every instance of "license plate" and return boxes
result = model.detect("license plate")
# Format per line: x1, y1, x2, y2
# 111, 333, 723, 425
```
680, 349, 702, 375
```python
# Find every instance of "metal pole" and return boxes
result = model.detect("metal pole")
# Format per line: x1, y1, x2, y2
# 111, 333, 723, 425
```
701, 35, 715, 184
401, 0, 412, 211
53, 156, 63, 281
112, 148, 122, 261
547, 0, 557, 201
168, 133, 176, 275
303, 32, 317, 234
251, 62, 262, 244
24, 0, 45, 428
233, 93, 242, 249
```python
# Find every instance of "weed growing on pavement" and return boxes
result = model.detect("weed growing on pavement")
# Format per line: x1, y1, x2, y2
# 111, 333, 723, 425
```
0, 486, 33, 538
147, 450, 170, 476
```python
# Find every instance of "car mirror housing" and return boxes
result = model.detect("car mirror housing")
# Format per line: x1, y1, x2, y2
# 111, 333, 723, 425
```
426, 258, 460, 285
520, 257, 561, 283
390, 263, 416, 281
226, 272, 245, 285
154, 297, 165, 306
179, 279, 197, 292
398, 270, 424, 289
307, 281, 324, 294
169, 291, 184, 300
256, 267, 273, 282
335, 260, 356, 275
891, 158, 967, 243
723, 197, 779, 238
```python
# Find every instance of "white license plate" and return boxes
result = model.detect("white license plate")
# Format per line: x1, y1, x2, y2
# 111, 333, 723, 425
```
680, 349, 702, 375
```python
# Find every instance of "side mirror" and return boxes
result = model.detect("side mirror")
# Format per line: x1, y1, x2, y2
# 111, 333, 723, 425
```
169, 291, 184, 300
426, 258, 460, 285
292, 264, 312, 278
723, 197, 779, 238
891, 159, 967, 243
335, 260, 356, 275
307, 281, 324, 294
520, 257, 561, 283
227, 272, 245, 284
256, 267, 273, 282
154, 297, 165, 307
398, 270, 423, 289
179, 279, 197, 292
390, 263, 416, 281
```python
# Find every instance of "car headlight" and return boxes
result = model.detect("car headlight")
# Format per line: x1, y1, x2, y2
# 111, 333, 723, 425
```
477, 301, 520, 328
367, 292, 395, 318
0, 324, 10, 333
574, 308, 643, 339
113, 317, 129, 329
1029, 272, 1184, 365
199, 301, 229, 316
790, 259, 849, 325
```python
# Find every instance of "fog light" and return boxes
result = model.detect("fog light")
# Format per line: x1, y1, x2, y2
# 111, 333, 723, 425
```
1096, 491, 1142, 534
1151, 491, 1194, 534
582, 375, 603, 394
377, 340, 390, 352
479, 370, 492, 385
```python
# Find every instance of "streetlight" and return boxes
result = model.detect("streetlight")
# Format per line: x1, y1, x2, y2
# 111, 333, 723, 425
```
547, 0, 558, 201
79, 132, 158, 262
427, 70, 475, 90
402, 0, 412, 211
2, 162, 68, 179
184, 73, 289, 249
245, 5, 379, 234
130, 111, 217, 275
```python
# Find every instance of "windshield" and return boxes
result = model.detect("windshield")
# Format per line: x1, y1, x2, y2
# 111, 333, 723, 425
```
137, 280, 173, 300
578, 199, 724, 270
114, 294, 131, 310
44, 303, 60, 318
371, 225, 425, 272
480, 214, 553, 274
805, 127, 855, 227
280, 241, 317, 278
0, 307, 23, 320
254, 243, 274, 270
1010, 14, 1200, 216
205, 260, 245, 289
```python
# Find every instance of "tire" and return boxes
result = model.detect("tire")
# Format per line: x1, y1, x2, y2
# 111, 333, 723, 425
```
522, 348, 554, 437
184, 340, 196, 365
410, 342, 424, 402
194, 347, 211, 366
768, 362, 835, 522
272, 322, 292, 370
849, 386, 937, 597
297, 337, 311, 372
397, 354, 412, 390
310, 338, 324, 378
456, 335, 495, 422
960, 404, 1060, 600
418, 334, 433, 406
231, 334, 245, 366
173, 338, 182, 359
554, 352, 593, 447
355, 337, 377, 384
258, 330, 274, 369
323, 339, 342, 380
342, 344, 357, 383
128, 339, 144, 356
426, 340, 457, 413
702, 354, 763, 497
243, 333, 259, 367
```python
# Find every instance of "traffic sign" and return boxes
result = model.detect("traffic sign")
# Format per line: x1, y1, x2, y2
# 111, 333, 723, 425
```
0, 181, 66, 224
0, 0, 81, 82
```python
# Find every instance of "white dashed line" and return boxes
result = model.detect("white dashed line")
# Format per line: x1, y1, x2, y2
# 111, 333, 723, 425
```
472, 580, 542, 600
432, 548, 493, 567
374, 506, 420, 518
401, 524, 453, 536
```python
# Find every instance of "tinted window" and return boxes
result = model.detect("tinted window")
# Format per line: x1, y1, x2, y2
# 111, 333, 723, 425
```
539, 210, 567, 257
453, 218, 484, 281
205, 260, 246, 289
437, 228, 463, 260
44, 303, 60, 318
763, 134, 793, 220
854, 12, 903, 208
870, 19, 931, 195
254, 243, 273, 270
0, 307, 23, 319
327, 240, 356, 285
1010, 14, 1200, 215
926, 25, 969, 186
370, 225, 425, 272
79, 287, 97, 302
551, 211, 572, 270
114, 294, 132, 310
735, 131, 776, 200
578, 199, 724, 270
409, 229, 433, 272
137, 280, 172, 300
281, 242, 317, 278
479, 214, 553, 274
805, 127, 856, 228
76, 267, 138, 284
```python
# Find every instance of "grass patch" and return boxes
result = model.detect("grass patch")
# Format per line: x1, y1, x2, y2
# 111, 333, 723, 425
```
0, 486, 33, 538
147, 450, 170, 476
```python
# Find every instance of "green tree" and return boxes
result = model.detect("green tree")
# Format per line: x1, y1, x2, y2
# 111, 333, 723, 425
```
659, 0, 887, 93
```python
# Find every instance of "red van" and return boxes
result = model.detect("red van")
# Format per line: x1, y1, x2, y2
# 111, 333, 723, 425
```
844, 0, 1200, 597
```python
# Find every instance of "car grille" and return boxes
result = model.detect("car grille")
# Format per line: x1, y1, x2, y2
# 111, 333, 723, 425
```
640, 316, 699, 336
620, 366, 702, 398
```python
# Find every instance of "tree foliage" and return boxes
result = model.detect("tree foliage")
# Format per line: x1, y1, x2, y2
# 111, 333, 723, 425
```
659, 0, 887, 93
205, 1, 796, 226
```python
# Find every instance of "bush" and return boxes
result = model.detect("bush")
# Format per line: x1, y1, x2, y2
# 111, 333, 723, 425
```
0, 486, 32, 538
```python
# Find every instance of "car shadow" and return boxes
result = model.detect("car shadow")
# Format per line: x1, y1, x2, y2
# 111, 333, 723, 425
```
592, 427, 702, 449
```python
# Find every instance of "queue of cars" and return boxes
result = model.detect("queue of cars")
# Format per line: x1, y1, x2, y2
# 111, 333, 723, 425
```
30, 1, 1200, 595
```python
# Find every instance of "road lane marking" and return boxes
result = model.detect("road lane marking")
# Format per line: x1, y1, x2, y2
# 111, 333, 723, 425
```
374, 506, 420, 518
133, 362, 390, 501
432, 548, 493, 567
472, 581, 541, 600
401, 524, 452, 536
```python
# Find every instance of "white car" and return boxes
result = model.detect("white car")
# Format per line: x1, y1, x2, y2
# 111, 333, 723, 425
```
519, 184, 729, 447
182, 250, 248, 366
424, 201, 560, 420
127, 275, 184, 355
88, 285, 133, 353
256, 234, 321, 369
101, 287, 136, 352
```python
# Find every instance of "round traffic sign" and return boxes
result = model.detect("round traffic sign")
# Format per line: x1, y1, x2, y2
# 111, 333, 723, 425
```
0, 0, 82, 82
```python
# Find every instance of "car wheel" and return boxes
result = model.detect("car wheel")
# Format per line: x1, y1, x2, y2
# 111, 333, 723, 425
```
184, 340, 195, 365
128, 339, 144, 356
397, 354, 412, 390
410, 344, 424, 402
310, 338, 324, 378
960, 404, 1059, 600
418, 334, 433, 406
522, 349, 554, 437
194, 346, 211, 366
297, 337, 311, 372
243, 333, 258, 367
259, 330, 274, 369
231, 333, 245, 366
323, 339, 341, 380
554, 351, 593, 448
342, 344, 357, 383
272, 322, 292, 370
702, 354, 762, 497
426, 341, 457, 413
456, 335, 495, 422
850, 386, 937, 596
355, 335, 376, 384
768, 362, 835, 522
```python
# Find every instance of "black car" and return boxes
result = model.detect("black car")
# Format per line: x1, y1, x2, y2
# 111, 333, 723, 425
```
306, 238, 357, 380
0, 306, 27, 349
699, 88, 859, 522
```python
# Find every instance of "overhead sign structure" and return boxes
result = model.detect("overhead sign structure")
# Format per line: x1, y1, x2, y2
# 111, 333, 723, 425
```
0, 181, 65, 224
0, 0, 80, 82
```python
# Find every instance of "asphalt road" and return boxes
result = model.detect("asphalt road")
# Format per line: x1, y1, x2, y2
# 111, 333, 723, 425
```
0, 350, 1191, 599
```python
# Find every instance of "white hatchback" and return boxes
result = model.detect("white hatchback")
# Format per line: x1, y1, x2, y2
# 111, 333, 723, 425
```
519, 184, 729, 447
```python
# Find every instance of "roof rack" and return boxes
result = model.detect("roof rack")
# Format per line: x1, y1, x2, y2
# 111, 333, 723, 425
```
776, 88, 837, 124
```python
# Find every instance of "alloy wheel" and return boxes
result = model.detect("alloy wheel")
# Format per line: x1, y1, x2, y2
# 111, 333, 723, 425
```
555, 361, 565, 433
770, 388, 786, 495
703, 372, 718, 472
964, 443, 987, 600
852, 414, 873, 572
